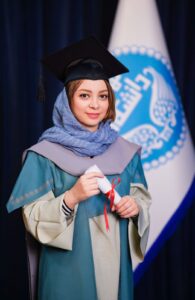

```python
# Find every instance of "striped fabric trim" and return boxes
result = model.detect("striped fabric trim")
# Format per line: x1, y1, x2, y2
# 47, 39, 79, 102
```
62, 201, 74, 217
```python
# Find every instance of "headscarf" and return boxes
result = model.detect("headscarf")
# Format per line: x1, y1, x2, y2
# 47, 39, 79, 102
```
39, 88, 118, 157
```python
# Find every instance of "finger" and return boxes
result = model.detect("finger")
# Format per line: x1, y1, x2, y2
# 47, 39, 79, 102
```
85, 172, 104, 179
115, 196, 130, 209
119, 206, 132, 216
111, 205, 116, 212
87, 178, 99, 185
87, 189, 101, 197
81, 184, 99, 195
119, 207, 133, 217
120, 213, 132, 218
87, 183, 100, 190
116, 196, 136, 212
116, 200, 132, 214
120, 207, 139, 218
79, 178, 98, 189
119, 200, 138, 215
120, 210, 138, 218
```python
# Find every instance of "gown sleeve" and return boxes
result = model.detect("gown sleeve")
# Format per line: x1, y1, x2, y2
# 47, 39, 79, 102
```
22, 191, 78, 250
128, 153, 152, 267
6, 151, 54, 212
7, 151, 77, 250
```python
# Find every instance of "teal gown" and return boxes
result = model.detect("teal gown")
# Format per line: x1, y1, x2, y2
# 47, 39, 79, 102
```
7, 148, 147, 300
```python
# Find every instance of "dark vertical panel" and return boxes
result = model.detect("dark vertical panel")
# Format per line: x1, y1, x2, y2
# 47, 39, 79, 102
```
156, 0, 195, 145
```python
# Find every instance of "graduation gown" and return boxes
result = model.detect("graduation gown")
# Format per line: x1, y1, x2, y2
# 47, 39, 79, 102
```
7, 136, 151, 300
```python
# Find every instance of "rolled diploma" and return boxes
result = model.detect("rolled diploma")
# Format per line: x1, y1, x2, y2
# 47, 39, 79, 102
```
85, 164, 121, 205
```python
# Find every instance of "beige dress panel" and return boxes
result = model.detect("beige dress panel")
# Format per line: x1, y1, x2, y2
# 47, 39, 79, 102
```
88, 183, 151, 300
89, 214, 120, 300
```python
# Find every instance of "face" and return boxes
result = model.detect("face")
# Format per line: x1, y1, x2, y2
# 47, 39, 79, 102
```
70, 80, 109, 132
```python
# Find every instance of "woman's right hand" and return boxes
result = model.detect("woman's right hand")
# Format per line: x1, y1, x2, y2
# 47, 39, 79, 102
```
64, 172, 103, 210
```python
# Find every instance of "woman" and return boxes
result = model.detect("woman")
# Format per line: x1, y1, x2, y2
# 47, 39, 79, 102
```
7, 36, 151, 300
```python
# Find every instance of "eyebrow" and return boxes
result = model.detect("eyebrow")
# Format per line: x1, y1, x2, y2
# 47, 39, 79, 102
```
77, 89, 108, 93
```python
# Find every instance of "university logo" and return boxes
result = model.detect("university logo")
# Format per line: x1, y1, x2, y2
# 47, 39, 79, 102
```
111, 46, 186, 170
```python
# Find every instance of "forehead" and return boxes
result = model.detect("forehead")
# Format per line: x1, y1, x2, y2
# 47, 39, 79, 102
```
76, 79, 108, 91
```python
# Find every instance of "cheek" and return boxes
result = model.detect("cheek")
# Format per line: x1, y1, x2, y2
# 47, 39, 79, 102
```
103, 101, 109, 114
71, 99, 85, 115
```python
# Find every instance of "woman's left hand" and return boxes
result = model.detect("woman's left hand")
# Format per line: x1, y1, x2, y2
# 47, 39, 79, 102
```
112, 196, 140, 218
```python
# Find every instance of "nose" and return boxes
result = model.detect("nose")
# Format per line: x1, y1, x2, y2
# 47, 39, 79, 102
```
89, 97, 99, 109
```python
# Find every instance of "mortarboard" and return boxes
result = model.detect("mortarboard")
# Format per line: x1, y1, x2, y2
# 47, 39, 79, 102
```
41, 36, 129, 85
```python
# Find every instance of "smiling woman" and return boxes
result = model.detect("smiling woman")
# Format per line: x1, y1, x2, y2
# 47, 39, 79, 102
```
69, 79, 109, 131
6, 36, 151, 300
66, 78, 116, 124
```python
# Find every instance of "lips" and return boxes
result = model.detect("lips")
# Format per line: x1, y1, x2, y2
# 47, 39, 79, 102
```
86, 113, 100, 119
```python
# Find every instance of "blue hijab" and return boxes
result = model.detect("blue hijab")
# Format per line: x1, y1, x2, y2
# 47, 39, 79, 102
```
39, 88, 118, 157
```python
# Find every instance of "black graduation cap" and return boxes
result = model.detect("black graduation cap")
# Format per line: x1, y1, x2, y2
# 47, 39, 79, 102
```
41, 36, 129, 85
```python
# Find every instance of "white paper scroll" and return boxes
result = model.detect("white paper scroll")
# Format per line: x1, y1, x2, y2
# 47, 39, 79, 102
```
85, 164, 121, 205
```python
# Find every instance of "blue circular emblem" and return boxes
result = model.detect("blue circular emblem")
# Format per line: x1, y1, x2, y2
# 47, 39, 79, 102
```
111, 46, 186, 170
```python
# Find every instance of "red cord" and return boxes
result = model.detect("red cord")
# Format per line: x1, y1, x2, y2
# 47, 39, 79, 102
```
104, 177, 121, 231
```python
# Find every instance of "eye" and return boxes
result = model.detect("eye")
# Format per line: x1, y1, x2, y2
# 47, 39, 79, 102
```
79, 93, 90, 99
99, 94, 108, 100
